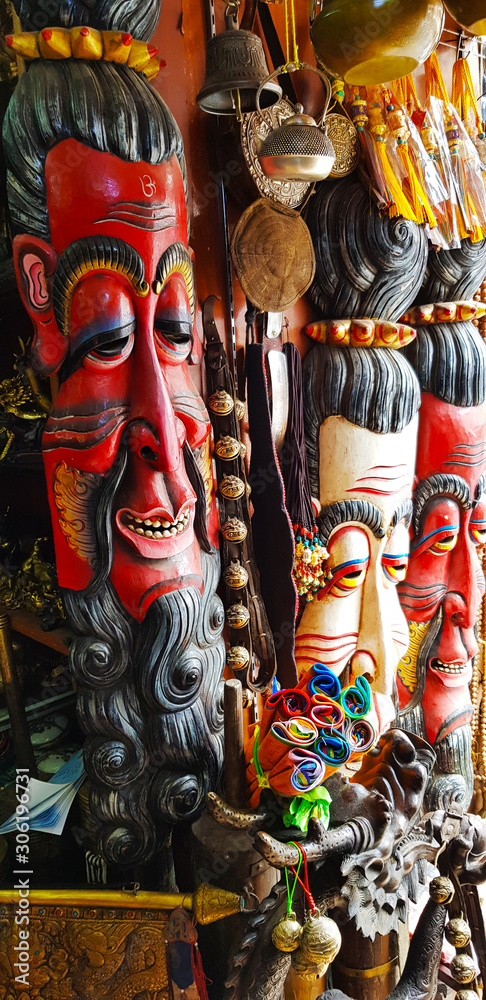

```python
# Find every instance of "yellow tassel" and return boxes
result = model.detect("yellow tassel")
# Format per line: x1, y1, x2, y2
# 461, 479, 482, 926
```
396, 141, 437, 227
102, 30, 132, 64
374, 137, 417, 222
5, 31, 40, 60
71, 26, 103, 60
38, 27, 72, 59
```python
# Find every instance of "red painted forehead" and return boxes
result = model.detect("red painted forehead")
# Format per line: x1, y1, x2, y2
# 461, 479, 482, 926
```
417, 393, 486, 488
44, 139, 187, 257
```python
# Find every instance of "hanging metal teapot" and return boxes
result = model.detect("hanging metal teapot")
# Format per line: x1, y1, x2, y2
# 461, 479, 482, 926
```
256, 62, 335, 182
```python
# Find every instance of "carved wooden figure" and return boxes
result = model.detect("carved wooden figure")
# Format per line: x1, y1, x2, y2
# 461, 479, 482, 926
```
398, 238, 486, 812
296, 179, 427, 738
3, 0, 226, 872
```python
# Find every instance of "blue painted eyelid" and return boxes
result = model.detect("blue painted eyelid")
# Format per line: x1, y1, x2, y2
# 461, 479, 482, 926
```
412, 523, 460, 548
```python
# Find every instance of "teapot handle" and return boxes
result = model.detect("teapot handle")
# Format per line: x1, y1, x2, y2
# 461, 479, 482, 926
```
255, 61, 332, 126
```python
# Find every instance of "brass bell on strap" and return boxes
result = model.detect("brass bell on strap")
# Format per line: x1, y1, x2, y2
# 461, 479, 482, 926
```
256, 62, 335, 181
197, 1, 282, 117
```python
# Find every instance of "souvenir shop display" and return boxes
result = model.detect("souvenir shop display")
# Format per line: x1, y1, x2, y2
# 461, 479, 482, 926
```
4, 2, 486, 1000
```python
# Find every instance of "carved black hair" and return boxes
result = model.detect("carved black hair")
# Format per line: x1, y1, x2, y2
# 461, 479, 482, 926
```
303, 178, 428, 322
404, 322, 486, 407
303, 345, 421, 499
418, 237, 486, 304
317, 500, 385, 547
3, 59, 186, 240
13, 0, 161, 40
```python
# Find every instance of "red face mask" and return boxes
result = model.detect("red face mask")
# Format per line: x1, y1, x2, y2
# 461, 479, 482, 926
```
398, 392, 486, 742
14, 140, 216, 621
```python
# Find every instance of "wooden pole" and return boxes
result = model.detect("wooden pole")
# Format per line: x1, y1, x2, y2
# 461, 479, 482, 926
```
223, 678, 246, 807
0, 612, 37, 777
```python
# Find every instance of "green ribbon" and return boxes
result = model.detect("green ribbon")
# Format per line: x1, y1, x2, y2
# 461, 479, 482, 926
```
252, 725, 271, 790
282, 786, 332, 833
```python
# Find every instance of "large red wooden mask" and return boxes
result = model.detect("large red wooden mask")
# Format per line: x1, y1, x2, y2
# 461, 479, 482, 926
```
13, 141, 215, 621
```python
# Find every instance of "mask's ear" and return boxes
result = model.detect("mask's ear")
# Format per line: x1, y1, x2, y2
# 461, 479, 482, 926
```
13, 234, 67, 375
188, 245, 203, 365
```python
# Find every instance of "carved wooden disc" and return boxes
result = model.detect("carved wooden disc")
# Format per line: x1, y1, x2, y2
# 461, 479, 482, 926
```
325, 112, 359, 178
241, 99, 311, 209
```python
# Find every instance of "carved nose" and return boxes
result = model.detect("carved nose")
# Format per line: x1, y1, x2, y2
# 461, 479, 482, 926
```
127, 421, 161, 465
442, 592, 471, 628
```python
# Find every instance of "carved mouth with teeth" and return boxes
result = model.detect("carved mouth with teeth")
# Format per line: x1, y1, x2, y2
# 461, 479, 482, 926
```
121, 511, 190, 538
429, 657, 469, 675
115, 505, 195, 557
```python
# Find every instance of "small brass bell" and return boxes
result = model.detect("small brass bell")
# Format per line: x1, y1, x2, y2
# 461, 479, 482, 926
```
450, 954, 476, 985
445, 917, 471, 949
300, 909, 342, 967
197, 2, 281, 116
429, 876, 455, 905
272, 912, 303, 952
226, 645, 250, 671
256, 62, 335, 182
224, 559, 249, 589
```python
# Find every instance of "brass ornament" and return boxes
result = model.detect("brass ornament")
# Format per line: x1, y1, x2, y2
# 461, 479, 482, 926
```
235, 399, 246, 421
215, 435, 241, 459
272, 913, 303, 952
325, 112, 359, 178
208, 389, 234, 415
429, 876, 455, 904
450, 955, 477, 985
241, 99, 312, 208
226, 603, 251, 629
221, 517, 248, 542
226, 645, 251, 670
192, 883, 243, 924
220, 475, 245, 499
455, 992, 480, 1000
445, 917, 472, 949
224, 560, 249, 589
300, 909, 342, 966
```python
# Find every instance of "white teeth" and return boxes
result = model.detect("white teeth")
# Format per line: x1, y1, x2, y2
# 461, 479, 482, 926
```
127, 514, 133, 521
135, 518, 143, 524
128, 524, 135, 532
144, 519, 153, 526
163, 530, 170, 537
176, 523, 184, 532
144, 530, 153, 537
124, 511, 190, 539
154, 531, 162, 539
170, 526, 177, 535
162, 519, 170, 528
136, 528, 144, 535
152, 520, 161, 528
433, 659, 466, 674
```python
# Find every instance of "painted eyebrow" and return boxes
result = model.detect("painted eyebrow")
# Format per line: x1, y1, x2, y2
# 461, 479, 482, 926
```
153, 242, 195, 319
53, 236, 149, 337
412, 473, 472, 535
317, 499, 385, 548
475, 472, 486, 506
390, 498, 413, 531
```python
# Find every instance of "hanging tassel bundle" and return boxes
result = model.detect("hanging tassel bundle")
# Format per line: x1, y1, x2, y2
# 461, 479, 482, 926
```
452, 56, 486, 180
349, 90, 391, 209
383, 88, 437, 228
366, 89, 417, 222
280, 343, 329, 602
425, 52, 484, 242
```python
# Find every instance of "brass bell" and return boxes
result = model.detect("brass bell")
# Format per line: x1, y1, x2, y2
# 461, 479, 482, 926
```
257, 62, 335, 181
450, 954, 476, 985
197, 2, 281, 117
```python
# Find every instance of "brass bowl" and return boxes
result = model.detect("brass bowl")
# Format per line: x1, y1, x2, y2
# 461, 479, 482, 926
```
444, 1, 486, 34
311, 0, 444, 85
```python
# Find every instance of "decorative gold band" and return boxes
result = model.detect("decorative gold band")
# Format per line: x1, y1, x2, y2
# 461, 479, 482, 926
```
304, 317, 416, 350
334, 956, 399, 979
401, 300, 486, 326
6, 27, 162, 80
